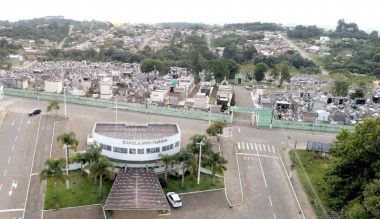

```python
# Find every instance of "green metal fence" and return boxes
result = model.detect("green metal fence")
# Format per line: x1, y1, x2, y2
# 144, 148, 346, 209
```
272, 119, 354, 133
4, 88, 232, 123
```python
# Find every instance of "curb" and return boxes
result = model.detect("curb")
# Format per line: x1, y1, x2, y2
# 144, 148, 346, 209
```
178, 188, 225, 196
224, 140, 244, 207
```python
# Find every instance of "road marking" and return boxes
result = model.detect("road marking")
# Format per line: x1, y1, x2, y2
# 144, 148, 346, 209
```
263, 144, 266, 151
255, 146, 268, 188
18, 126, 20, 132
269, 196, 273, 206
238, 127, 241, 133
250, 143, 254, 150
23, 115, 42, 219
237, 142, 240, 150
12, 120, 14, 125
274, 214, 277, 219
272, 145, 275, 153
12, 144, 15, 151
237, 153, 279, 159
8, 157, 11, 164
242, 142, 245, 150
255, 144, 258, 152
31, 173, 39, 176
15, 136, 17, 142
4, 169, 7, 176
0, 184, 2, 191
28, 119, 30, 125
268, 145, 271, 152
259, 144, 262, 151
0, 209, 24, 213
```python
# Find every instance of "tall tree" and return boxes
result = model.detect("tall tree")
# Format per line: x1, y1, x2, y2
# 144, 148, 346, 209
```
333, 80, 350, 97
254, 62, 267, 83
56, 132, 79, 190
88, 157, 115, 198
206, 121, 228, 141
40, 158, 67, 199
47, 100, 60, 116
187, 134, 212, 174
203, 152, 228, 185
159, 153, 176, 183
278, 61, 291, 87
175, 149, 196, 189
324, 118, 380, 213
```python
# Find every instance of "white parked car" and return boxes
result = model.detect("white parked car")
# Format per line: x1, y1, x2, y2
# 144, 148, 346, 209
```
166, 192, 182, 208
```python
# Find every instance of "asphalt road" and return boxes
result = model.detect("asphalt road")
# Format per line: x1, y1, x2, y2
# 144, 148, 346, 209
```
0, 95, 337, 218
282, 37, 328, 75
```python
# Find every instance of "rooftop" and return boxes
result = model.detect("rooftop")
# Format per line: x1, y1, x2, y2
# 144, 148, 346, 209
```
94, 123, 179, 140
104, 168, 169, 210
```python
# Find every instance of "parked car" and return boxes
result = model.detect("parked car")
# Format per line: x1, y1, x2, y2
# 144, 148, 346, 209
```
245, 85, 253, 90
166, 192, 182, 208
28, 109, 41, 116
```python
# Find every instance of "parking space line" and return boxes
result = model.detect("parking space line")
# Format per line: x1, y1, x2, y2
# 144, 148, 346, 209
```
0, 184, 2, 191
250, 143, 253, 150
272, 145, 275, 153
274, 214, 277, 219
255, 144, 258, 152
259, 144, 262, 151
242, 142, 245, 150
4, 169, 7, 176
263, 144, 266, 151
269, 195, 272, 206
8, 157, 11, 164
12, 144, 15, 151
268, 145, 271, 152
238, 142, 241, 150
15, 136, 17, 142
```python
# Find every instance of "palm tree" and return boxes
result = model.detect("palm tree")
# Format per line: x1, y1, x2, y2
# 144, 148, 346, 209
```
88, 156, 115, 198
176, 149, 196, 189
187, 135, 212, 174
204, 152, 228, 185
86, 145, 103, 184
57, 132, 79, 190
71, 153, 89, 175
159, 153, 175, 183
40, 158, 68, 199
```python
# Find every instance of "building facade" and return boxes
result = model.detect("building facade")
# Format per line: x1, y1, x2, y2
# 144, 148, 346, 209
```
92, 123, 181, 165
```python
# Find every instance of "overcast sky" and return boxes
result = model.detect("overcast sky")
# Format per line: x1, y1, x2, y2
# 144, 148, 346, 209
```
1, 0, 378, 31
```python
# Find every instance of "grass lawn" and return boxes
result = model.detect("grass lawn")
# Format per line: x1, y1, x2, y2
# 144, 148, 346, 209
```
209, 86, 218, 105
160, 173, 224, 194
189, 85, 200, 98
44, 170, 113, 210
289, 150, 331, 215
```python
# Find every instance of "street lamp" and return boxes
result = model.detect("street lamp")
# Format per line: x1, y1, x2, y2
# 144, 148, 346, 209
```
62, 144, 71, 190
196, 141, 204, 185
64, 86, 67, 119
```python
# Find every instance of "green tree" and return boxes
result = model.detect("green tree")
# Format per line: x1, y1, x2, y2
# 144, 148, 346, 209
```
47, 100, 60, 116
206, 121, 228, 141
254, 62, 267, 83
325, 118, 380, 212
188, 50, 203, 76
346, 203, 369, 219
363, 179, 380, 217
230, 93, 236, 106
159, 153, 176, 184
279, 61, 291, 87
203, 151, 227, 185
332, 80, 350, 97
40, 158, 67, 199
88, 157, 115, 198
175, 149, 196, 189
56, 132, 79, 190
140, 59, 162, 73
71, 152, 89, 175
187, 134, 212, 174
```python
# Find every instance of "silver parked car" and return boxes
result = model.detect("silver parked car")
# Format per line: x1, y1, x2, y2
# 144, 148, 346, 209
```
166, 192, 182, 208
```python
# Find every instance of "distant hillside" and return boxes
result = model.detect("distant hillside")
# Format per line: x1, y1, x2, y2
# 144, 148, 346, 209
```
223, 22, 283, 31
159, 22, 214, 29
0, 16, 76, 27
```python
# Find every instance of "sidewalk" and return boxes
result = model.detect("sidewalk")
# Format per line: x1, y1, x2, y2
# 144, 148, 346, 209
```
0, 106, 9, 129
279, 148, 317, 219
218, 138, 243, 206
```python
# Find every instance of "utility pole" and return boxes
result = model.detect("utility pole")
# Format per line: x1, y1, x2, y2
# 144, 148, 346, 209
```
115, 98, 118, 123
63, 144, 71, 190
64, 86, 67, 119
196, 141, 204, 185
